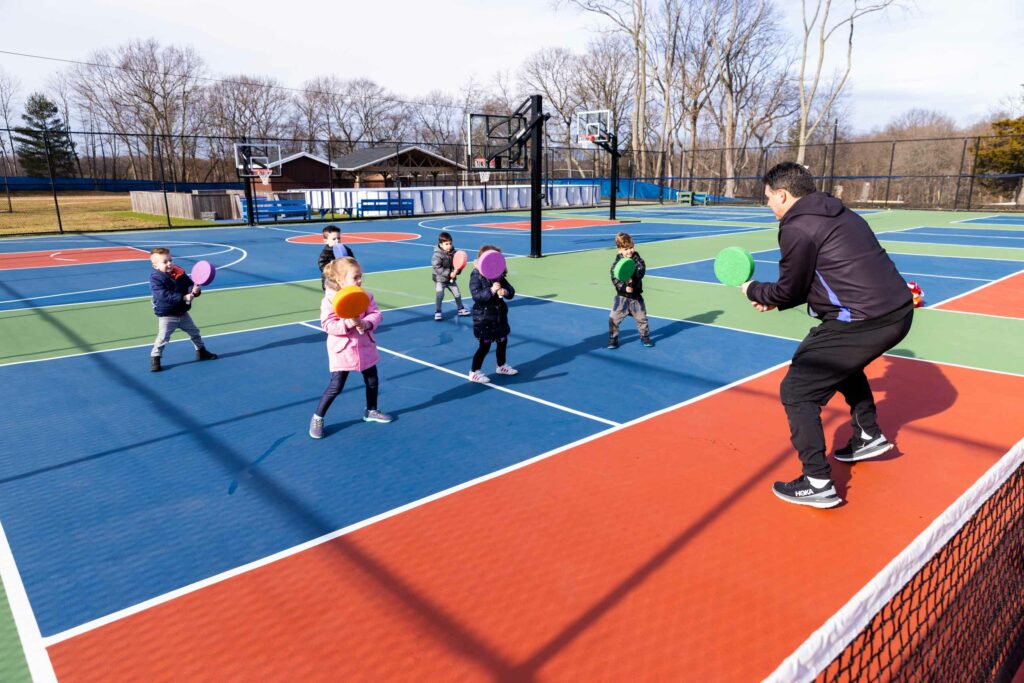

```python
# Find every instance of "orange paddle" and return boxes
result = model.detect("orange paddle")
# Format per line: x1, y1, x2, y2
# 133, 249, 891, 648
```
332, 286, 370, 319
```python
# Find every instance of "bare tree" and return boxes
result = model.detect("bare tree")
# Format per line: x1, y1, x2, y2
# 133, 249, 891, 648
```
648, 0, 684, 181
562, 0, 651, 174
793, 0, 899, 163
519, 47, 582, 173
0, 68, 20, 176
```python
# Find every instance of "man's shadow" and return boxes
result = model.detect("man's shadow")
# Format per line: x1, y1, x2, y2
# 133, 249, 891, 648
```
829, 350, 958, 493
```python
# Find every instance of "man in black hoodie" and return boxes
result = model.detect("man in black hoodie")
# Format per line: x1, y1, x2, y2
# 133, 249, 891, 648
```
743, 162, 913, 508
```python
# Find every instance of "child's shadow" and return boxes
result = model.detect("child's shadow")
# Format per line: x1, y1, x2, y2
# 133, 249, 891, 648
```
829, 350, 958, 490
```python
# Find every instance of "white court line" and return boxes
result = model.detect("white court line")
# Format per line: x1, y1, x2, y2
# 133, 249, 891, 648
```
0, 521, 57, 681
298, 321, 619, 427
925, 267, 1024, 309
0, 301, 436, 369
0, 242, 248, 306
41, 350, 792, 647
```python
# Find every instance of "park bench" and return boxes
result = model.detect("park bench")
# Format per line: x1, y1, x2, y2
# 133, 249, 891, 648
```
356, 197, 415, 218
675, 190, 709, 206
238, 197, 311, 221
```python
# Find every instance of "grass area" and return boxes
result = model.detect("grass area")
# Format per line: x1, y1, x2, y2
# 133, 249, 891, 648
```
0, 193, 216, 235
0, 580, 30, 683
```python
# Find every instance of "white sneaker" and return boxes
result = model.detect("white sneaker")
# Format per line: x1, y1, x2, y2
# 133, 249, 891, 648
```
469, 370, 490, 383
495, 364, 518, 375
434, 312, 443, 321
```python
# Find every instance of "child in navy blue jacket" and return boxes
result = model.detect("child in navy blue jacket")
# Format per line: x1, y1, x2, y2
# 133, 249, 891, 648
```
148, 247, 217, 372
468, 245, 517, 383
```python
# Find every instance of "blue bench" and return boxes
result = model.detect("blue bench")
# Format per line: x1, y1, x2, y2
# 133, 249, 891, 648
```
356, 198, 414, 218
675, 191, 709, 206
238, 198, 311, 221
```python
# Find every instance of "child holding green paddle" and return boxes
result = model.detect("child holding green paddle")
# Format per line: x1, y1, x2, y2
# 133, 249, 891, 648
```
608, 232, 653, 349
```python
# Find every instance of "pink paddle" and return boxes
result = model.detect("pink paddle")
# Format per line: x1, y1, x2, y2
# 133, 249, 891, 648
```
478, 251, 506, 280
452, 250, 468, 271
191, 260, 216, 286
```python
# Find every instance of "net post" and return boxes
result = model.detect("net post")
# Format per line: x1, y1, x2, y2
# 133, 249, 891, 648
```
529, 94, 544, 258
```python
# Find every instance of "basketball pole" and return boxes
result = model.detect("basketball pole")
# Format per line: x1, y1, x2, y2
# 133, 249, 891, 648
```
529, 94, 544, 258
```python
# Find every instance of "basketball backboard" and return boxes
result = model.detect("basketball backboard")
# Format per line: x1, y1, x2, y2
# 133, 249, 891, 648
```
466, 113, 528, 172
233, 142, 283, 178
576, 110, 611, 145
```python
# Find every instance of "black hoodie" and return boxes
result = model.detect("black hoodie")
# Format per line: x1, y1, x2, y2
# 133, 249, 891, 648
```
745, 192, 911, 323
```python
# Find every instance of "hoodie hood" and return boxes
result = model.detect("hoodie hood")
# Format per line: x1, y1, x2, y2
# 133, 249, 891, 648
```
783, 192, 845, 222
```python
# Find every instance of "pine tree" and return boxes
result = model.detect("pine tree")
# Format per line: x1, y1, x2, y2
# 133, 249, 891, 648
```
976, 117, 1024, 205
13, 93, 76, 177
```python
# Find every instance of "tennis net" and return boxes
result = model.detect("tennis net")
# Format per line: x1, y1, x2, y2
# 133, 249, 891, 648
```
769, 437, 1024, 682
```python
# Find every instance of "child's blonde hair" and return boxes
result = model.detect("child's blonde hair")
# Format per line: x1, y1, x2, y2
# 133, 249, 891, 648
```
615, 232, 634, 249
323, 256, 360, 289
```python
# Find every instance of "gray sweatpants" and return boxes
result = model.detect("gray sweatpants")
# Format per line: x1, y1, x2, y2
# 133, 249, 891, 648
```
435, 280, 465, 312
609, 295, 649, 341
151, 313, 205, 357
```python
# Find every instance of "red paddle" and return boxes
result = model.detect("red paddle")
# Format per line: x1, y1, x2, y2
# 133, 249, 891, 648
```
452, 250, 468, 272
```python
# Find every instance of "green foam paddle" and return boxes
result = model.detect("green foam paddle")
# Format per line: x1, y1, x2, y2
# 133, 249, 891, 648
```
714, 247, 755, 286
613, 257, 636, 281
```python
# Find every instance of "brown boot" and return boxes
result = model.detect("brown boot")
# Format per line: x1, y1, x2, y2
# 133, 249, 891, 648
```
150, 356, 162, 372
196, 347, 218, 361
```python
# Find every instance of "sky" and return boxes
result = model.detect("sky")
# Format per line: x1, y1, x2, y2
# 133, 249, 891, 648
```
0, 0, 1020, 133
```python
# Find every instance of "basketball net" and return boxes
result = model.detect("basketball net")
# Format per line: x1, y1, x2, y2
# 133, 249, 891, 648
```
475, 158, 492, 184
254, 167, 273, 186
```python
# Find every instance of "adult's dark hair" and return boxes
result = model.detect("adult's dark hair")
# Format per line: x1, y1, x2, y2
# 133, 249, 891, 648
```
762, 162, 817, 198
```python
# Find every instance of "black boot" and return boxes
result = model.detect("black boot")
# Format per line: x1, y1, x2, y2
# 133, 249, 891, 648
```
196, 347, 218, 361
150, 356, 162, 372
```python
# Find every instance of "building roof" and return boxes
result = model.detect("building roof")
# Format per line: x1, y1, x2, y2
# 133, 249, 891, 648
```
267, 151, 341, 170
330, 145, 465, 172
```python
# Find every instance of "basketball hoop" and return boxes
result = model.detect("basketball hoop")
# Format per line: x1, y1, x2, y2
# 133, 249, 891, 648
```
475, 157, 492, 184
254, 167, 273, 186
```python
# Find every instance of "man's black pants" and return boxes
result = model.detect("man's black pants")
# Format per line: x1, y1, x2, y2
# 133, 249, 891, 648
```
780, 305, 914, 479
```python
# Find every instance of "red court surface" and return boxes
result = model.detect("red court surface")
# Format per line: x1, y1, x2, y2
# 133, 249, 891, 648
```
0, 246, 150, 270
286, 232, 420, 244
933, 271, 1024, 319
47, 357, 1024, 681
477, 218, 622, 230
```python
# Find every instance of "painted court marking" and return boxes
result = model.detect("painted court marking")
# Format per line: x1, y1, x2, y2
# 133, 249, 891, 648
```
0, 246, 150, 271
476, 218, 622, 230
286, 232, 420, 244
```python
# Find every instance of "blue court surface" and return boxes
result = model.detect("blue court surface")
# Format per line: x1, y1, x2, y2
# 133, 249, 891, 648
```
647, 249, 1024, 307
0, 216, 766, 312
957, 215, 1024, 226
878, 227, 1024, 249
0, 297, 796, 637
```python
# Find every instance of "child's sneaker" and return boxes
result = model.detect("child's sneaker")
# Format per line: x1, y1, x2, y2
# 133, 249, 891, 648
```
434, 312, 443, 321
642, 338, 655, 348
469, 370, 491, 383
495, 364, 518, 375
457, 308, 471, 316
771, 476, 841, 508
196, 347, 218, 361
607, 338, 619, 349
363, 409, 394, 423
150, 356, 162, 372
834, 432, 892, 462
309, 415, 324, 439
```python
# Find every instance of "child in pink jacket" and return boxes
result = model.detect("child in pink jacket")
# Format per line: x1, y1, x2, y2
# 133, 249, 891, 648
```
310, 257, 393, 439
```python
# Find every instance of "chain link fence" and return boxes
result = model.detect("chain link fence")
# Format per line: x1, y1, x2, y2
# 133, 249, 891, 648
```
1, 129, 1021, 235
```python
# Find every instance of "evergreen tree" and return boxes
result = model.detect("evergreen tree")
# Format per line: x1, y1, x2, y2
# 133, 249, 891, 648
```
976, 117, 1024, 204
13, 93, 76, 177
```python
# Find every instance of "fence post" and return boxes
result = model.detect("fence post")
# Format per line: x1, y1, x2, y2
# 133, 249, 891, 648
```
883, 140, 896, 206
156, 134, 172, 229
658, 150, 666, 204
0, 145, 12, 212
965, 137, 981, 211
42, 130, 64, 234
953, 137, 969, 211
828, 120, 838, 195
